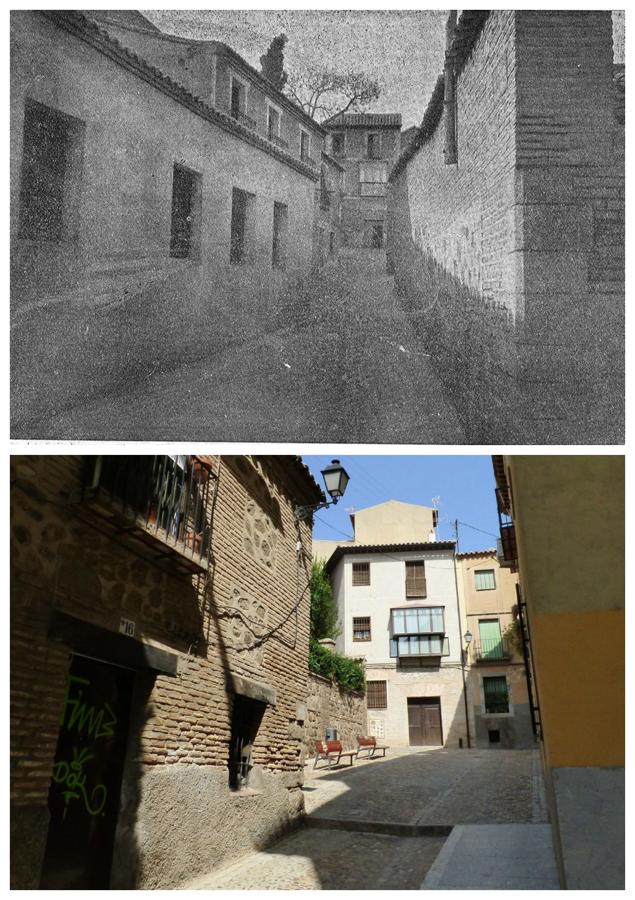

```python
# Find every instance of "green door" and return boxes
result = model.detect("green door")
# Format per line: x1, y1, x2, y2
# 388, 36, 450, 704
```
478, 619, 503, 659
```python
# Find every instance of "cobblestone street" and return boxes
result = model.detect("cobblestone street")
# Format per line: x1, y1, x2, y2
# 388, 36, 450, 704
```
185, 748, 546, 890
14, 252, 466, 442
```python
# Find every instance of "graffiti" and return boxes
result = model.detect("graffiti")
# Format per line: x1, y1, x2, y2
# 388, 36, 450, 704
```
60, 675, 118, 739
52, 746, 108, 818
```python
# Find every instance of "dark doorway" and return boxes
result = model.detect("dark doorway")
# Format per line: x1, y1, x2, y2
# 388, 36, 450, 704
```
228, 694, 266, 790
367, 222, 384, 249
407, 697, 443, 746
170, 164, 199, 259
40, 654, 134, 889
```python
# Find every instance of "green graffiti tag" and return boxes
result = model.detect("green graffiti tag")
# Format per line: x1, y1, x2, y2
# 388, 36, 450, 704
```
52, 746, 108, 818
60, 675, 118, 739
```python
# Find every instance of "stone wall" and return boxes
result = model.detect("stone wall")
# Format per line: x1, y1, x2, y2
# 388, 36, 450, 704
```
387, 10, 624, 443
305, 673, 367, 754
10, 455, 320, 888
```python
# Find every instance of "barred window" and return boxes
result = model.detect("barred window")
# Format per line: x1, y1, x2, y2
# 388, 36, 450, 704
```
359, 161, 387, 196
352, 562, 370, 586
366, 680, 387, 709
475, 569, 496, 591
405, 560, 426, 597
483, 676, 509, 714
353, 616, 371, 641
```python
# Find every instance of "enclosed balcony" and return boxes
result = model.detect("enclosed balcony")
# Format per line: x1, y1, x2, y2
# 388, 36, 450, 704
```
80, 455, 215, 574
389, 607, 448, 658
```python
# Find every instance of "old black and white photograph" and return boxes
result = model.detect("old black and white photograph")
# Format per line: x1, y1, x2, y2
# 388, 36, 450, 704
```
9, 8, 625, 443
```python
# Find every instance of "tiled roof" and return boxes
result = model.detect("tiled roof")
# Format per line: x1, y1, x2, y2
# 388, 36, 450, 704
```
41, 11, 321, 181
325, 540, 455, 571
456, 549, 497, 559
324, 112, 402, 129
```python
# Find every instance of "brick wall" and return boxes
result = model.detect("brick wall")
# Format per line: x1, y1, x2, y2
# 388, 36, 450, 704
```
305, 672, 367, 755
388, 10, 624, 442
10, 455, 319, 888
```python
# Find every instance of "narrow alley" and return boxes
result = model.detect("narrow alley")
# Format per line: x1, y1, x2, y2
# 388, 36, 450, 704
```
185, 748, 554, 890
12, 250, 466, 442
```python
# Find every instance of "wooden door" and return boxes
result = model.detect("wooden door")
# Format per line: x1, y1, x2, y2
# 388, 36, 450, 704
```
40, 654, 134, 889
408, 697, 443, 746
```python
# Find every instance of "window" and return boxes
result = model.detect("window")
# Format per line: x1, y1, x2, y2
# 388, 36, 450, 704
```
478, 619, 504, 660
331, 132, 345, 156
329, 231, 335, 255
319, 167, 331, 210
230, 187, 255, 264
391, 607, 444, 635
228, 694, 266, 790
475, 569, 496, 590
367, 132, 381, 159
352, 562, 370, 586
230, 77, 245, 118
19, 99, 84, 242
488, 729, 501, 744
366, 680, 387, 709
482, 676, 509, 714
267, 105, 280, 141
272, 201, 288, 269
359, 162, 387, 196
353, 616, 371, 642
300, 130, 311, 163
170, 164, 201, 259
390, 607, 447, 658
405, 561, 426, 598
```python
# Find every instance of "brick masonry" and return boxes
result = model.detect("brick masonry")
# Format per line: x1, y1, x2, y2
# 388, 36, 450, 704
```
387, 11, 623, 443
305, 672, 367, 755
10, 455, 321, 888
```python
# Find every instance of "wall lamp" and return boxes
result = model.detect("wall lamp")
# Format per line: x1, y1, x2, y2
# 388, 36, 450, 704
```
294, 459, 350, 522
464, 630, 473, 648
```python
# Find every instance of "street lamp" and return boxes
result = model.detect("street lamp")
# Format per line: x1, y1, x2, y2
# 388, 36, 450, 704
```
294, 459, 350, 521
464, 629, 473, 647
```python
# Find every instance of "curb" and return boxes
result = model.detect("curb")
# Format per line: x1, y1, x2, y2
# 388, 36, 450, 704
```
304, 817, 453, 838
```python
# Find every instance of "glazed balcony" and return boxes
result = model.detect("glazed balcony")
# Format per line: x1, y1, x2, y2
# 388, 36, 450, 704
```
81, 455, 214, 574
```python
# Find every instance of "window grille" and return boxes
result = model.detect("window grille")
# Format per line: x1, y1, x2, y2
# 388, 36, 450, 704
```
352, 562, 370, 586
483, 676, 509, 714
353, 616, 371, 641
366, 680, 387, 709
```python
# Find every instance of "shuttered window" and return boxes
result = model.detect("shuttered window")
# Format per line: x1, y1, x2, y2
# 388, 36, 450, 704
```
405, 561, 426, 597
353, 616, 371, 641
352, 562, 370, 586
475, 569, 496, 590
366, 680, 387, 709
483, 676, 509, 714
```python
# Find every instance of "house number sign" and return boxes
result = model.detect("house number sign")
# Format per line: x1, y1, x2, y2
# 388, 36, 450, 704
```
119, 618, 135, 637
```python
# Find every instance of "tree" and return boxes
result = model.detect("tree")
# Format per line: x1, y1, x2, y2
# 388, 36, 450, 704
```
285, 66, 381, 122
309, 560, 339, 640
260, 34, 288, 91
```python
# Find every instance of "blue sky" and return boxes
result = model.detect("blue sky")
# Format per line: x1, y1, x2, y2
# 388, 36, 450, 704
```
303, 455, 500, 553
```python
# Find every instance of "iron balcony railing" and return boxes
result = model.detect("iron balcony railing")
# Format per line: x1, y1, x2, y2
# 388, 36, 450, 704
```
472, 637, 512, 663
83, 455, 214, 573
301, 153, 317, 168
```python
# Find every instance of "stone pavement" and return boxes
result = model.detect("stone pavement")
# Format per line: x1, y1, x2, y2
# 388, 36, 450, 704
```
186, 826, 447, 890
304, 746, 547, 826
422, 824, 559, 890
183, 747, 550, 890
15, 250, 466, 441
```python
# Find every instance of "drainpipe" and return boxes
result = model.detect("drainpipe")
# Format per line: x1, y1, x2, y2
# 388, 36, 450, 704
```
453, 521, 472, 748
443, 11, 458, 165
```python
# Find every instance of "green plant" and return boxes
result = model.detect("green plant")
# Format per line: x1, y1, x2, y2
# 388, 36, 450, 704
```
502, 617, 524, 656
310, 561, 339, 641
309, 639, 365, 694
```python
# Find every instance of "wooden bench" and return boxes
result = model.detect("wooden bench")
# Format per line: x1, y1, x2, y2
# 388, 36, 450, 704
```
313, 739, 357, 769
356, 736, 389, 759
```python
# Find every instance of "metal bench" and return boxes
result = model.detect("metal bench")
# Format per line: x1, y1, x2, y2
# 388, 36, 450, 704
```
356, 736, 389, 759
313, 739, 357, 769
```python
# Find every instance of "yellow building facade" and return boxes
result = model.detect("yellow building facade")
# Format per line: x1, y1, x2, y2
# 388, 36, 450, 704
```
493, 455, 624, 889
